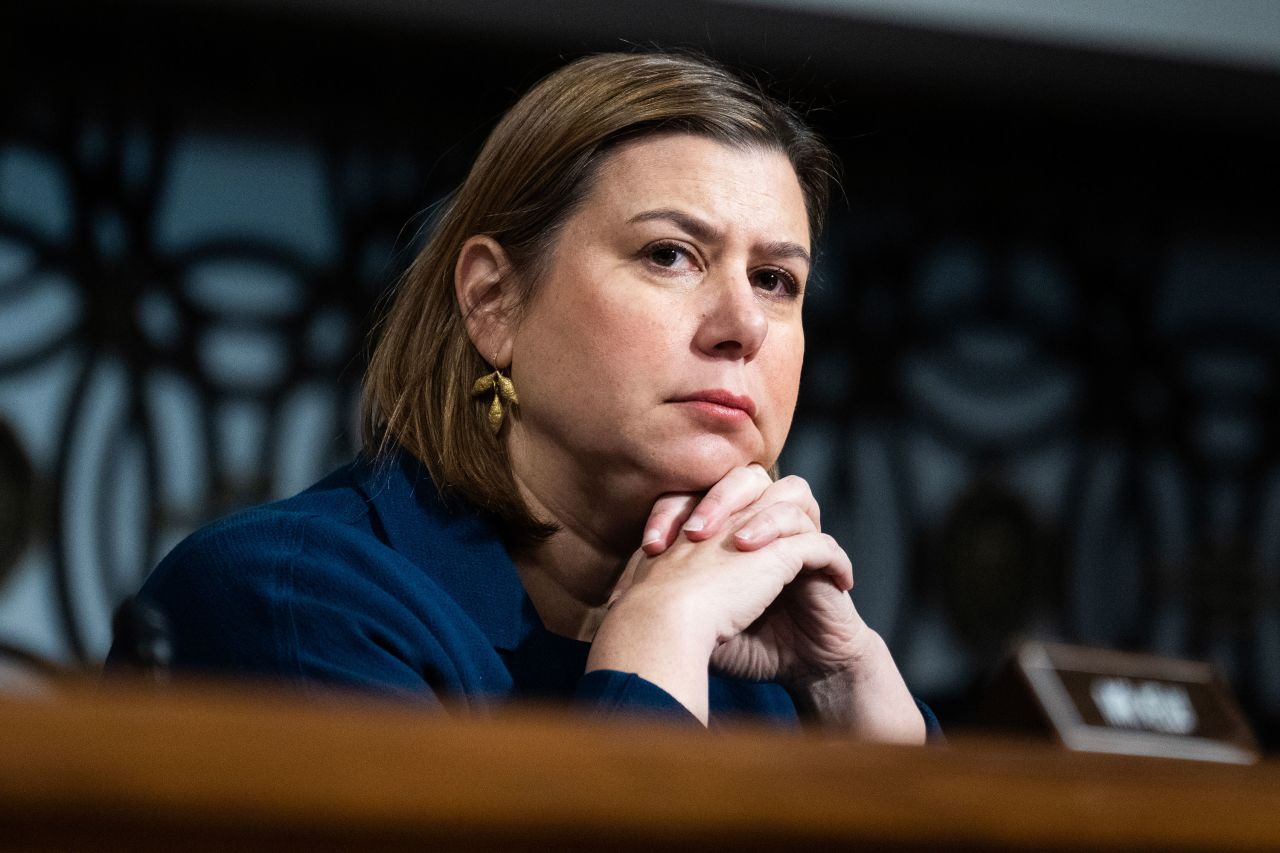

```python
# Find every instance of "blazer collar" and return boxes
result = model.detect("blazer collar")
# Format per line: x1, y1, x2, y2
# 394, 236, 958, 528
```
354, 449, 536, 653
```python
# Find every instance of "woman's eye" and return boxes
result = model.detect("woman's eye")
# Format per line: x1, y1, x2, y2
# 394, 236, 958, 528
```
752, 268, 799, 296
644, 242, 696, 272
651, 246, 681, 267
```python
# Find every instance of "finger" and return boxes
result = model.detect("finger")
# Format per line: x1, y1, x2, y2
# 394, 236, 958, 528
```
641, 492, 699, 555
813, 533, 855, 592
755, 474, 821, 532
767, 531, 854, 593
731, 500, 819, 551
681, 463, 772, 541
717, 532, 855, 639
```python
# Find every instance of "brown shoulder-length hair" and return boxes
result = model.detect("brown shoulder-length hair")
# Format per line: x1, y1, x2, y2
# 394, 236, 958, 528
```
361, 51, 836, 544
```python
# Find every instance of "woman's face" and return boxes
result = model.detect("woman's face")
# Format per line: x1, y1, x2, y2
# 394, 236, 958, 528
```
506, 132, 810, 502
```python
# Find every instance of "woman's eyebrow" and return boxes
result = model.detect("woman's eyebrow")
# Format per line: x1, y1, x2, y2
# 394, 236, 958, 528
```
628, 208, 718, 242
759, 240, 811, 268
627, 208, 810, 266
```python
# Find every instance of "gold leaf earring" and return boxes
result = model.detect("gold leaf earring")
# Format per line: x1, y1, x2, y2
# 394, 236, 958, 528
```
471, 359, 518, 434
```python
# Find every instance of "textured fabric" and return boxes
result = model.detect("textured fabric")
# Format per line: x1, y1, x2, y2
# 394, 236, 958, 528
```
108, 450, 938, 736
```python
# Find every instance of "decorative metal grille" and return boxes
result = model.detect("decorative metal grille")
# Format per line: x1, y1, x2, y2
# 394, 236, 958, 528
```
0, 99, 452, 662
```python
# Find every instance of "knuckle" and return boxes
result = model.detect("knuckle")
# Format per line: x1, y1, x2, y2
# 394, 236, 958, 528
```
647, 506, 675, 522
697, 494, 724, 514
760, 508, 785, 530
777, 501, 812, 526
650, 493, 688, 513
775, 475, 818, 505
777, 474, 812, 495
779, 503, 808, 527
647, 513, 680, 532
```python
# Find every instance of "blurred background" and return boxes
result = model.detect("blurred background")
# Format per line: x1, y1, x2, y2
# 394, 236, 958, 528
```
1, 0, 1278, 745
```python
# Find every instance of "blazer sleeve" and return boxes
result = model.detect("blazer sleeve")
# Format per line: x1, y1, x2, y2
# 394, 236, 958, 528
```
109, 509, 477, 706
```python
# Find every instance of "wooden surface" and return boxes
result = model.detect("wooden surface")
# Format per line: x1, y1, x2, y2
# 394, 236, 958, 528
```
2, 681, 1278, 851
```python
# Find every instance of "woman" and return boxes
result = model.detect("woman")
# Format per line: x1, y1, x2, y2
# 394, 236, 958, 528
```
108, 52, 936, 742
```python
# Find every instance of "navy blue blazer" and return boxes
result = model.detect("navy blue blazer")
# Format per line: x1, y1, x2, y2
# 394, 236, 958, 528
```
110, 450, 940, 733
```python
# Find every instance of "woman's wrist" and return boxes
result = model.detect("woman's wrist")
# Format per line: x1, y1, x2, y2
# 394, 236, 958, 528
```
785, 630, 927, 744
783, 625, 881, 726
586, 588, 717, 724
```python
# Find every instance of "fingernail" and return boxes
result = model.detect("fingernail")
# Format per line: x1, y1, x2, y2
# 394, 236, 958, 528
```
642, 528, 661, 545
682, 515, 705, 533
735, 527, 757, 542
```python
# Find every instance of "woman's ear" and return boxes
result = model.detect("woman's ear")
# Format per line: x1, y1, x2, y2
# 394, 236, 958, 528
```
455, 236, 517, 366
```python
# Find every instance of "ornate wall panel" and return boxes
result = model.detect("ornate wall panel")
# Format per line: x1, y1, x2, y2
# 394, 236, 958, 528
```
0, 99, 452, 663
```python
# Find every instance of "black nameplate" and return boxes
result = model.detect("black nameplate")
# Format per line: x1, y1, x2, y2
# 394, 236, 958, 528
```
1009, 641, 1259, 764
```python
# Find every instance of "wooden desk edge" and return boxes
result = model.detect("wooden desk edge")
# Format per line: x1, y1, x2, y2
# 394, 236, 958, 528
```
2, 680, 1278, 851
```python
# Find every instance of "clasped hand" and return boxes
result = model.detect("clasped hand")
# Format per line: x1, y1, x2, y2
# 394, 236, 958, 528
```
588, 465, 925, 742
623, 465, 870, 687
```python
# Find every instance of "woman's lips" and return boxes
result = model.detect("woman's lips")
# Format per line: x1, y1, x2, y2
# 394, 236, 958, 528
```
669, 390, 757, 421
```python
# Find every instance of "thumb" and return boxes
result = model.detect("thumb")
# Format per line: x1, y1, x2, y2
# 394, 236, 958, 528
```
641, 492, 699, 555
607, 548, 648, 608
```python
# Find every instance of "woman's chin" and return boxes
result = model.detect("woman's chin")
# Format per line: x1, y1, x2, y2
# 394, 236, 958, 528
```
648, 444, 763, 494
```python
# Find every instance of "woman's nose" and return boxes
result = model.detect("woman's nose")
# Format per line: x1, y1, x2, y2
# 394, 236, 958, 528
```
693, 273, 769, 361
